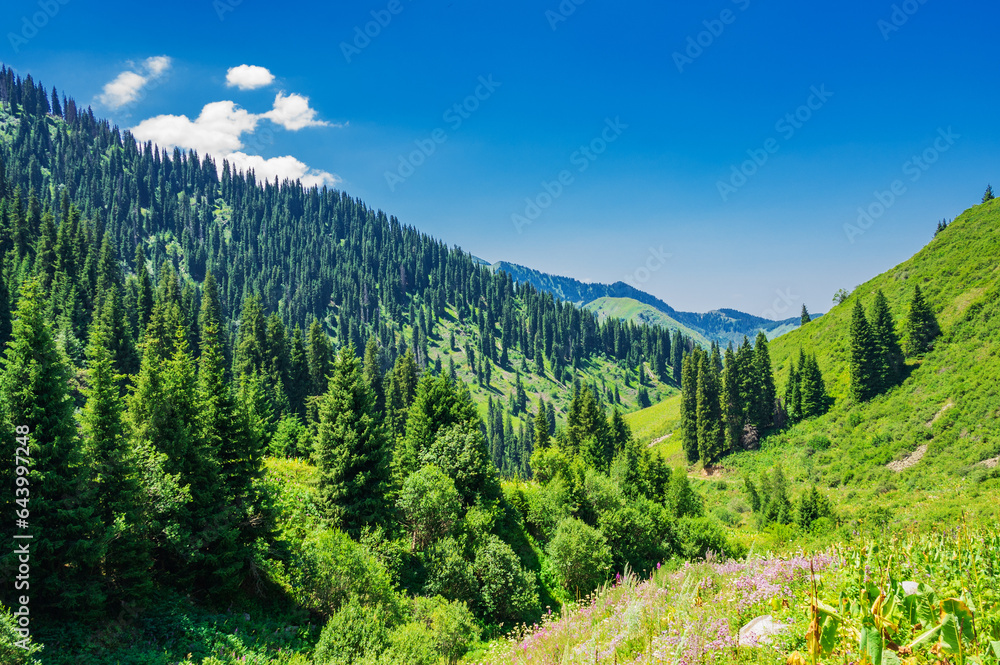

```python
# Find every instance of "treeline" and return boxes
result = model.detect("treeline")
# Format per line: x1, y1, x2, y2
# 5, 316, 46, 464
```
679, 332, 829, 468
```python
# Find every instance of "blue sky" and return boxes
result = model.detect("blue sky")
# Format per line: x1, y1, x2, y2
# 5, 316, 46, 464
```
3, 0, 998, 316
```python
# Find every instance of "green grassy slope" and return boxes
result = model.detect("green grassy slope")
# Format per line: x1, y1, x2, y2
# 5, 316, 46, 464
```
730, 199, 1000, 524
621, 200, 1000, 528
584, 296, 711, 347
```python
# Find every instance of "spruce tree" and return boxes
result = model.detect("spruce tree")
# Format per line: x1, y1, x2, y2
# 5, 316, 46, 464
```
901, 285, 940, 356
82, 305, 152, 606
314, 344, 392, 537
534, 399, 550, 449
721, 344, 744, 452
695, 352, 722, 467
784, 353, 802, 424
798, 354, 828, 419
680, 349, 700, 463
1, 279, 103, 616
307, 318, 334, 396
849, 299, 878, 401
750, 332, 777, 428
800, 304, 811, 325
984, 184, 995, 203
869, 290, 904, 393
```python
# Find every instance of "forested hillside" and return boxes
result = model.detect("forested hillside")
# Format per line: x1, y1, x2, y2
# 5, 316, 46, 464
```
0, 67, 729, 664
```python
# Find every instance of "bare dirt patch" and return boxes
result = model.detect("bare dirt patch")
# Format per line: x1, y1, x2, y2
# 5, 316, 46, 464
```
648, 432, 673, 449
926, 400, 954, 427
979, 456, 999, 469
886, 444, 928, 472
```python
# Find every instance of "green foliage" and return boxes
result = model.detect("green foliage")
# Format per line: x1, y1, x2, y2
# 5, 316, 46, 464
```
473, 534, 540, 624
901, 284, 940, 356
314, 344, 392, 537
397, 465, 461, 550
0, 607, 42, 664
546, 517, 612, 598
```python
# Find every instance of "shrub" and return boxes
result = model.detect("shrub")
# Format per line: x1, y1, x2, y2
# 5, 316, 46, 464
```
287, 528, 399, 617
397, 465, 461, 550
676, 516, 746, 560
423, 537, 478, 607
314, 595, 401, 665
546, 517, 612, 598
524, 476, 574, 542
411, 596, 481, 664
473, 535, 540, 624
0, 608, 42, 664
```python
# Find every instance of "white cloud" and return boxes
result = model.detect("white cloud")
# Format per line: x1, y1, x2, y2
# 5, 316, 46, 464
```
130, 98, 340, 188
131, 101, 260, 156
98, 55, 172, 109
264, 92, 331, 130
226, 65, 276, 90
226, 152, 339, 188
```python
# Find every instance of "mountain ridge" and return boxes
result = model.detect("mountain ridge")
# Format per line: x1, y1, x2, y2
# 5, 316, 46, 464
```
490, 259, 807, 345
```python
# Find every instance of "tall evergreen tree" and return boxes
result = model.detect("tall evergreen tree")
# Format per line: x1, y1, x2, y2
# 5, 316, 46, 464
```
984, 184, 995, 203
798, 353, 828, 419
695, 352, 723, 467
307, 318, 334, 396
314, 344, 392, 537
901, 285, 940, 357
800, 304, 811, 325
1, 279, 103, 616
750, 332, 777, 428
534, 398, 550, 449
82, 303, 152, 605
680, 349, 700, 464
721, 344, 744, 452
869, 290, 904, 393
849, 299, 878, 401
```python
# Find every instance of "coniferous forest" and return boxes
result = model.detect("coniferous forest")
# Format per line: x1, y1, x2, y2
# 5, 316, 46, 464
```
2, 55, 1000, 665
0, 67, 724, 663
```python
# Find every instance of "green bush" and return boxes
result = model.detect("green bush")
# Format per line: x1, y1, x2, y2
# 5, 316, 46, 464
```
675, 516, 746, 560
423, 537, 478, 607
397, 465, 461, 550
411, 596, 481, 664
314, 595, 401, 665
524, 476, 574, 542
473, 535, 540, 624
0, 607, 42, 664
287, 528, 399, 617
546, 517, 612, 598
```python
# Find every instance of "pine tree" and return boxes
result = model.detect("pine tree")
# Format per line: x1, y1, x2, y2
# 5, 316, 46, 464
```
750, 332, 777, 428
363, 336, 385, 417
680, 349, 700, 464
869, 290, 904, 393
799, 354, 827, 419
784, 352, 802, 424
314, 344, 392, 537
695, 352, 722, 467
1, 279, 104, 616
800, 304, 811, 325
849, 298, 878, 401
82, 304, 152, 605
721, 344, 744, 451
534, 399, 550, 449
901, 285, 940, 356
307, 318, 334, 396
984, 184, 995, 203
